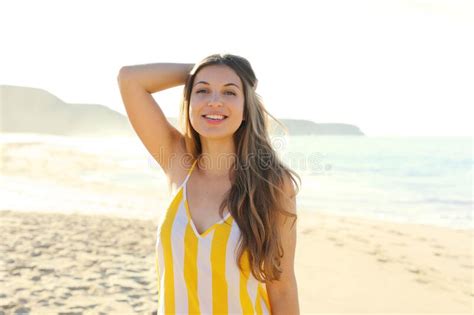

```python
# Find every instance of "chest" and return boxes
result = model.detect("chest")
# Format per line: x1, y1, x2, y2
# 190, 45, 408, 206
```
185, 177, 231, 235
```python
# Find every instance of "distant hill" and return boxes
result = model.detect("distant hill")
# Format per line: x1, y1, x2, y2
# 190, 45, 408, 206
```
268, 119, 364, 136
0, 85, 133, 136
0, 85, 364, 136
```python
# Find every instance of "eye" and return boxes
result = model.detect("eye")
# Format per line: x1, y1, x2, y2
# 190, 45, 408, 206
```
224, 90, 236, 96
196, 89, 207, 94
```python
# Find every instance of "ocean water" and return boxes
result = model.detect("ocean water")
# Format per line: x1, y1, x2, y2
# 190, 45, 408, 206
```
0, 133, 472, 230
276, 135, 473, 230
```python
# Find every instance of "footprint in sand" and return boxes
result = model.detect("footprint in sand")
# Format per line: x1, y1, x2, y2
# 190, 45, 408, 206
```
31, 289, 46, 296
133, 301, 145, 308
31, 249, 42, 257
366, 249, 378, 255
349, 235, 369, 243
406, 266, 427, 276
406, 266, 420, 274
429, 267, 440, 273
301, 228, 313, 235
38, 268, 55, 275
13, 307, 31, 314
370, 225, 382, 231
388, 229, 405, 236
326, 236, 344, 247
376, 256, 390, 263
128, 276, 150, 286
67, 285, 90, 291
415, 277, 430, 284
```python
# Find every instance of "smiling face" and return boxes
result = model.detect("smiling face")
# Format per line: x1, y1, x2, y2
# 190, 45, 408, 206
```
189, 64, 245, 141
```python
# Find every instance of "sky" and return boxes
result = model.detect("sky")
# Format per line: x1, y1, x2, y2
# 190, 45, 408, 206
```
1, 0, 473, 136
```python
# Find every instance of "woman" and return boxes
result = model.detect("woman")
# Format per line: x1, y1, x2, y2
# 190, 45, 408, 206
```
117, 54, 300, 314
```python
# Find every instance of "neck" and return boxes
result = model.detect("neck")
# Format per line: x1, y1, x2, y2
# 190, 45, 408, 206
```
197, 137, 237, 178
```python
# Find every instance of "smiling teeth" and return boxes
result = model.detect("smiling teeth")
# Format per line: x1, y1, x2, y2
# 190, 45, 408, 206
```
204, 115, 225, 120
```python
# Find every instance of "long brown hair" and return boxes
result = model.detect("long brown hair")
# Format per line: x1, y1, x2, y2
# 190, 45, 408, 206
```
179, 54, 300, 282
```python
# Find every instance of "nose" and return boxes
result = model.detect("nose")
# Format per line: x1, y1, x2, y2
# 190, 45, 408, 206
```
208, 92, 223, 107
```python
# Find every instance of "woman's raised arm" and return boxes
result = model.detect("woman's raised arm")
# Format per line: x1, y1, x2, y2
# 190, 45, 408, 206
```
117, 63, 193, 173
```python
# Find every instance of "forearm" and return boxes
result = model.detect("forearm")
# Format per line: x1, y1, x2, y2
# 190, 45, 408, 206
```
117, 63, 194, 94
268, 285, 300, 315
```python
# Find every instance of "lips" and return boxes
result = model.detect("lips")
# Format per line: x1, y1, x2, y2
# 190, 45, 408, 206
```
201, 114, 228, 125
201, 114, 228, 121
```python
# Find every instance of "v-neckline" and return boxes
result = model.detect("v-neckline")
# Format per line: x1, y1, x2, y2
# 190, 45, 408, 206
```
183, 160, 232, 238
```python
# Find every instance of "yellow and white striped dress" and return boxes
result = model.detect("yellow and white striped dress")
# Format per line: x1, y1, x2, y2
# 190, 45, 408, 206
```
155, 160, 272, 314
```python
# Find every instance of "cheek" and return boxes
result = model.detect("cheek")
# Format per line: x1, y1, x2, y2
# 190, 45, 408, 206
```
234, 101, 245, 118
188, 100, 202, 118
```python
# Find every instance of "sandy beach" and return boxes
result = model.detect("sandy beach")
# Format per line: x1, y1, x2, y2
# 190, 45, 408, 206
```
1, 209, 472, 314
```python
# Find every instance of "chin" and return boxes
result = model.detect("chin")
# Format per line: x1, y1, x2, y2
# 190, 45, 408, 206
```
197, 130, 235, 141
192, 122, 241, 139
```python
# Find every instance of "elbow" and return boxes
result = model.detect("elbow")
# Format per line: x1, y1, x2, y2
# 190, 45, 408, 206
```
117, 67, 136, 90
117, 67, 125, 84
117, 66, 132, 83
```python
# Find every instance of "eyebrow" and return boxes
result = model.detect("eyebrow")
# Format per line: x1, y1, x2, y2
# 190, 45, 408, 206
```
193, 81, 241, 90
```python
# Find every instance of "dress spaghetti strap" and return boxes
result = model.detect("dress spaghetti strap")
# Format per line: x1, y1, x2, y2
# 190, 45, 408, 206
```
182, 159, 198, 186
